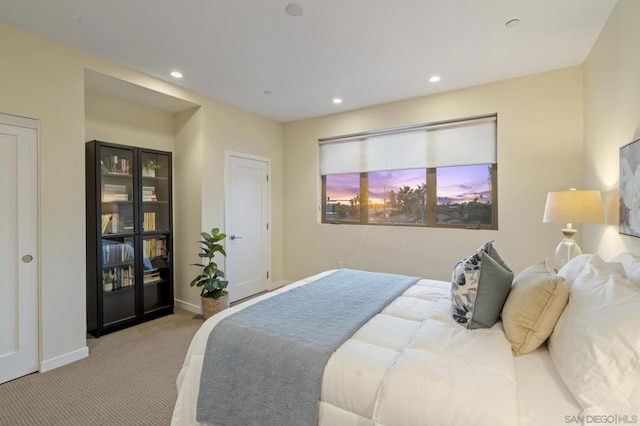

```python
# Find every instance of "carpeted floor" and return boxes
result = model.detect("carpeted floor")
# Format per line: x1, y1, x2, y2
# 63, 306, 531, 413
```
0, 308, 203, 426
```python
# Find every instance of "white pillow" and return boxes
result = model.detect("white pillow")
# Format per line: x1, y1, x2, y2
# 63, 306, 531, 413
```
557, 254, 625, 291
556, 254, 592, 290
549, 255, 640, 414
612, 252, 640, 288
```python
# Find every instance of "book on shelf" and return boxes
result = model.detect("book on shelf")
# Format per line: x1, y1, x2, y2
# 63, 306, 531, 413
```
101, 213, 120, 234
142, 186, 157, 202
122, 220, 134, 232
143, 238, 166, 258
104, 183, 126, 190
102, 240, 134, 264
144, 212, 156, 231
106, 265, 135, 290
102, 154, 132, 175
118, 265, 135, 289
103, 194, 129, 202
144, 271, 161, 284
102, 183, 129, 202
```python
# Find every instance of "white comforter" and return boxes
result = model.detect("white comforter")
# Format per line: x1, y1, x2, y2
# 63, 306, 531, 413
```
172, 271, 518, 426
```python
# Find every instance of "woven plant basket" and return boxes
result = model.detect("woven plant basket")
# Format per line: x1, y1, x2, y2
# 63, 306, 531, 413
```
201, 292, 230, 320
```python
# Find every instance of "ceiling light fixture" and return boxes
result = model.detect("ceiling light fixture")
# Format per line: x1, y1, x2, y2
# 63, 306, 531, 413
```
263, 90, 272, 95
429, 75, 441, 83
505, 19, 520, 29
285, 2, 304, 17
170, 71, 183, 79
333, 98, 342, 104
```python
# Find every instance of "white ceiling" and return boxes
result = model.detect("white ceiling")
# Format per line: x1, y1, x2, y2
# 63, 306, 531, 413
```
0, 0, 617, 123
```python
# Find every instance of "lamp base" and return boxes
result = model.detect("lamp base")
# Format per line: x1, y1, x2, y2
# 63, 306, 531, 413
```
553, 228, 582, 270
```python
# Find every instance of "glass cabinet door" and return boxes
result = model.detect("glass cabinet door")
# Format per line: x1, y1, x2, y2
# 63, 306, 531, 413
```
142, 234, 171, 313
100, 146, 135, 235
141, 151, 170, 232
101, 236, 136, 325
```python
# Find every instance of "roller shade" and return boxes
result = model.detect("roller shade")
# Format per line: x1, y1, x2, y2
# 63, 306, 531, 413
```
319, 115, 496, 175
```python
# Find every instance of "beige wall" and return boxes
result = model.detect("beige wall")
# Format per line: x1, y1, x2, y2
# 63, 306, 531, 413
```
0, 22, 283, 370
583, 0, 640, 258
174, 107, 204, 305
0, 23, 88, 367
200, 100, 285, 292
283, 67, 584, 282
85, 90, 176, 151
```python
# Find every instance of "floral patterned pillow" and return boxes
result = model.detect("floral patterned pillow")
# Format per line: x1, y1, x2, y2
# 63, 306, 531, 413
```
451, 241, 513, 329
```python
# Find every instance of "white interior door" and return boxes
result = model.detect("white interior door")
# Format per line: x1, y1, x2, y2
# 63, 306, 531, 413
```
0, 115, 39, 384
225, 153, 270, 303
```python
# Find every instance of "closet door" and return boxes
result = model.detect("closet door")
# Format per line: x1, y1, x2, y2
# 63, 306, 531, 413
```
0, 116, 39, 384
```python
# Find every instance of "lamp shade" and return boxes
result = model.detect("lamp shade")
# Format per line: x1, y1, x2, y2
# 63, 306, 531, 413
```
543, 190, 604, 224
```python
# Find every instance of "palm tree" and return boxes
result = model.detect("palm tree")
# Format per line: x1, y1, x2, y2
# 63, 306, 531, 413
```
388, 189, 396, 208
397, 186, 414, 217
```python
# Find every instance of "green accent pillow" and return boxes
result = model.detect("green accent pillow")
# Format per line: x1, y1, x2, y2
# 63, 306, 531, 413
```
451, 241, 514, 329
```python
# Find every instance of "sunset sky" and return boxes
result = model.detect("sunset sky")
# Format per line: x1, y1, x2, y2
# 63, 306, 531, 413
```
326, 164, 492, 205
437, 165, 492, 204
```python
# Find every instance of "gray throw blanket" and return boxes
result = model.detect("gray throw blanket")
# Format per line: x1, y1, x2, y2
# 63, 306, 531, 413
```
196, 269, 420, 426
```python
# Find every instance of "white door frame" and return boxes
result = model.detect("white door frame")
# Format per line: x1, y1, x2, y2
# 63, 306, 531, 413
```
0, 112, 40, 381
224, 150, 271, 294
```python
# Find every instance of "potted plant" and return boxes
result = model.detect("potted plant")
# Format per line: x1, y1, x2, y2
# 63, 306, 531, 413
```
103, 269, 115, 292
142, 160, 159, 177
190, 227, 229, 319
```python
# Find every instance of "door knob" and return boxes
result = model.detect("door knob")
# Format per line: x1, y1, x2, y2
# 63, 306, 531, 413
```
229, 235, 242, 240
21, 254, 33, 263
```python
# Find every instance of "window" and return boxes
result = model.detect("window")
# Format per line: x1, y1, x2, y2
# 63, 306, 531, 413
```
319, 115, 498, 229
368, 169, 426, 225
324, 173, 361, 222
436, 164, 495, 226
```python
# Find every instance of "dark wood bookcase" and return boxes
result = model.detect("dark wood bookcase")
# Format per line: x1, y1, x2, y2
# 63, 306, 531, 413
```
86, 140, 173, 337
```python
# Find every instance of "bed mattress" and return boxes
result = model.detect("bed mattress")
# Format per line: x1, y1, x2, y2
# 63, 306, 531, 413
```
514, 344, 581, 426
172, 270, 577, 425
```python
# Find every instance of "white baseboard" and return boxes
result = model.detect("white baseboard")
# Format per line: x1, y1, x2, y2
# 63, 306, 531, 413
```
176, 284, 292, 312
175, 298, 202, 314
40, 346, 89, 373
270, 280, 292, 290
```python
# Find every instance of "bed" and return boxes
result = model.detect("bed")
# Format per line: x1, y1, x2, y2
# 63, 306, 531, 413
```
171, 247, 640, 426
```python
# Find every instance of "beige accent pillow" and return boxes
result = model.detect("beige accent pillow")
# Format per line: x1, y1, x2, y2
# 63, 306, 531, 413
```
502, 260, 569, 356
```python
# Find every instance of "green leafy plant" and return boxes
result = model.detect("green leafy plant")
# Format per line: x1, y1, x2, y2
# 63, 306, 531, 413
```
102, 269, 115, 285
190, 228, 228, 299
142, 160, 159, 175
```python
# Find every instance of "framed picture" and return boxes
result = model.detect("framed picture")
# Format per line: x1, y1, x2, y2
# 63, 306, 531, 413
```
619, 138, 640, 237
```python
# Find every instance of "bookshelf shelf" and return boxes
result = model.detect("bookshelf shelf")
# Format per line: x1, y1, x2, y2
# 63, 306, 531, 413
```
102, 173, 133, 177
104, 285, 135, 295
86, 140, 173, 337
103, 260, 135, 268
142, 231, 171, 237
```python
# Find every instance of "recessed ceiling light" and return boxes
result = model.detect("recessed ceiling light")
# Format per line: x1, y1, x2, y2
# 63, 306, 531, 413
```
333, 98, 342, 104
429, 75, 441, 83
170, 71, 183, 79
285, 2, 304, 17
505, 19, 520, 29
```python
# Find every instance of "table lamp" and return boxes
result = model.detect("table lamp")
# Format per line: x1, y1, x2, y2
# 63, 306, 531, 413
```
543, 188, 604, 269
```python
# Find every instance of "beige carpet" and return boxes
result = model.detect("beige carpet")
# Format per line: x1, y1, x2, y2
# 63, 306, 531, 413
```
0, 308, 203, 426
